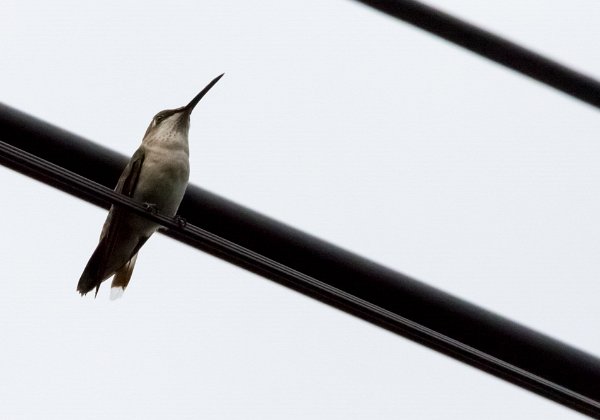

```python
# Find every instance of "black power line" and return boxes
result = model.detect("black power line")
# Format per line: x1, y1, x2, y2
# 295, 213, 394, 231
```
353, 0, 600, 109
2, 104, 600, 417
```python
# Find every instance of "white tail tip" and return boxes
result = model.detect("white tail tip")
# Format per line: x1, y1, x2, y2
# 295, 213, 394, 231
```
110, 287, 125, 300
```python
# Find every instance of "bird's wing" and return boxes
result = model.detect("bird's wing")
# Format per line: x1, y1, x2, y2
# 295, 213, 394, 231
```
77, 148, 146, 296
117, 147, 146, 196
99, 147, 146, 241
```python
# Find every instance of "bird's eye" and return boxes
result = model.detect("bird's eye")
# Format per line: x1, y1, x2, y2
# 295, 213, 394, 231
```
155, 115, 165, 124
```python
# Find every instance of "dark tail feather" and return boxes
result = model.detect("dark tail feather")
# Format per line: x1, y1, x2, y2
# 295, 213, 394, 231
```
77, 238, 112, 296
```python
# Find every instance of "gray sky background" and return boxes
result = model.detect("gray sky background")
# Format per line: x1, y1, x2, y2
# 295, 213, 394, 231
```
2, 1, 600, 418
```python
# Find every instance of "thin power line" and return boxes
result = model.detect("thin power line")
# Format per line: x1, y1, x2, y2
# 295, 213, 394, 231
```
1, 105, 600, 417
354, 0, 600, 109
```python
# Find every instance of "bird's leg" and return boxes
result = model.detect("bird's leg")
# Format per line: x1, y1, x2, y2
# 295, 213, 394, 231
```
143, 202, 158, 215
174, 215, 187, 229
156, 216, 186, 233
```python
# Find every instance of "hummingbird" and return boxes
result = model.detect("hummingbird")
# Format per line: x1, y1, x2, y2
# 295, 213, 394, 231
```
77, 73, 224, 299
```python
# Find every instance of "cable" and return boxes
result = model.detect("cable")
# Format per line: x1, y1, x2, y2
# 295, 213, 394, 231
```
353, 0, 600, 109
1, 104, 600, 417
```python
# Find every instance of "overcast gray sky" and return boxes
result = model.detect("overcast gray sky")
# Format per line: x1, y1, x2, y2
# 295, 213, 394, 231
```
2, 1, 600, 418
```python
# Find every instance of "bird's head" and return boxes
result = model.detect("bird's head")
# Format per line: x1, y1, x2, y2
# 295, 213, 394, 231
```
142, 73, 224, 145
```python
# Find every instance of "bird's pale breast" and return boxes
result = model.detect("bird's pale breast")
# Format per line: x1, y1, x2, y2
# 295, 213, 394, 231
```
135, 144, 190, 217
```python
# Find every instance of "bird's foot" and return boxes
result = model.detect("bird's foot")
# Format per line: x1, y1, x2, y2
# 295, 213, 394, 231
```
174, 215, 187, 229
143, 202, 159, 215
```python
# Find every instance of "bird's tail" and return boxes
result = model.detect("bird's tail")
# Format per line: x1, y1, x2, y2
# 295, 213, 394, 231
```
110, 253, 138, 300
77, 237, 112, 297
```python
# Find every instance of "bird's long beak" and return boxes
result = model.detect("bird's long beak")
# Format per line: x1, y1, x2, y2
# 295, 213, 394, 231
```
184, 73, 225, 114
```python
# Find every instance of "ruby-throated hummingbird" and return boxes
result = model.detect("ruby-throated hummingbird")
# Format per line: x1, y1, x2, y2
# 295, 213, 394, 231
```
77, 73, 224, 299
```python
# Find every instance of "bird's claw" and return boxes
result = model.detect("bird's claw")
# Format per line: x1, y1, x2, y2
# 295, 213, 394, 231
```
143, 202, 158, 214
174, 215, 187, 229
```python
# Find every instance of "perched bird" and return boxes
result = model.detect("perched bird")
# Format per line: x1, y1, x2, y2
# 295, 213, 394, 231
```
77, 74, 224, 299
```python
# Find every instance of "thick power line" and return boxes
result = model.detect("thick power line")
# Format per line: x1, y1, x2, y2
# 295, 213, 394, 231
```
1, 104, 600, 417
